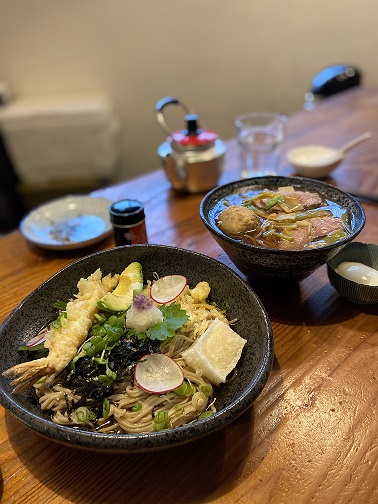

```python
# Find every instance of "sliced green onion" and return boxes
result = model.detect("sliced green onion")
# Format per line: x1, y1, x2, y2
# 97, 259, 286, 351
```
51, 312, 67, 330
103, 398, 110, 418
295, 209, 332, 221
174, 381, 196, 397
243, 203, 269, 219
75, 407, 94, 423
249, 191, 276, 201
98, 374, 113, 385
192, 391, 207, 411
321, 229, 347, 244
53, 300, 67, 310
265, 195, 284, 210
198, 410, 214, 420
199, 383, 213, 397
131, 403, 142, 412
269, 213, 297, 222
94, 313, 107, 323
153, 409, 169, 431
279, 203, 303, 213
264, 230, 293, 242
51, 320, 61, 329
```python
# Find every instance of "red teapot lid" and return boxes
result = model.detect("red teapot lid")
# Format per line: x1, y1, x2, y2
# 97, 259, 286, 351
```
170, 114, 218, 148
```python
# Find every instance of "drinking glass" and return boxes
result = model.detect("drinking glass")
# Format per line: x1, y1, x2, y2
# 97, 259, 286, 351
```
235, 112, 287, 178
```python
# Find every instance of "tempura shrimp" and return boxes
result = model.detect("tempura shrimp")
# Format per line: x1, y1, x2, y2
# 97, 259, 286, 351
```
3, 268, 119, 392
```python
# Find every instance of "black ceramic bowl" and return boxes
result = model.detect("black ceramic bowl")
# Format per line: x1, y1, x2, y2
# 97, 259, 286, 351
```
327, 242, 378, 304
0, 245, 273, 453
200, 176, 366, 283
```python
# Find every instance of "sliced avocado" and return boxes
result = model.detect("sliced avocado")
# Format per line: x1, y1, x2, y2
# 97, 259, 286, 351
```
97, 262, 143, 313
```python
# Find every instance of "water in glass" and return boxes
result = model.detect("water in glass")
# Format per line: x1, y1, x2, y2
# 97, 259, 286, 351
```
239, 126, 282, 178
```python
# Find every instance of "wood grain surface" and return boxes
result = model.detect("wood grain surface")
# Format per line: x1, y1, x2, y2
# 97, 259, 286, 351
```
0, 87, 377, 504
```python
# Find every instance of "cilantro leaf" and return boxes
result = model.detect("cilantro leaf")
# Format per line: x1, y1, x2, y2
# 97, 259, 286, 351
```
146, 302, 189, 341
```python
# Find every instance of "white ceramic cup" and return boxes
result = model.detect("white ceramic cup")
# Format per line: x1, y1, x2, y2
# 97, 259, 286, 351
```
235, 112, 287, 178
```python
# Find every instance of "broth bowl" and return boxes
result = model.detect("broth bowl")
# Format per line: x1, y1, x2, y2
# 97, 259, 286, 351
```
0, 245, 273, 453
200, 176, 366, 283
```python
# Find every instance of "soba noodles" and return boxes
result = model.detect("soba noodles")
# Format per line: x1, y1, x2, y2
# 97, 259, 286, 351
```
30, 274, 233, 434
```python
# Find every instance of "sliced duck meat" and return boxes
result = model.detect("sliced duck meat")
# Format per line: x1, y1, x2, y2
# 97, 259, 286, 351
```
254, 188, 323, 212
309, 216, 344, 239
278, 226, 311, 250
295, 190, 324, 209
279, 216, 344, 249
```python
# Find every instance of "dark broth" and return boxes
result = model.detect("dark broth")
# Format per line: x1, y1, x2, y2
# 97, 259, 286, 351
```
215, 186, 353, 250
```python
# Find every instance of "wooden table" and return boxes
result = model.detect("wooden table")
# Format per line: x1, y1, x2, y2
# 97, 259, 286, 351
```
1, 87, 377, 504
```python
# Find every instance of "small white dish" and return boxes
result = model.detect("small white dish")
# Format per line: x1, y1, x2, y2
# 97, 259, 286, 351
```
287, 131, 372, 178
20, 195, 113, 250
287, 145, 342, 178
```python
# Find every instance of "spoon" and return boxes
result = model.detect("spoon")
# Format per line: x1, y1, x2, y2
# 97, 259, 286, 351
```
287, 131, 373, 178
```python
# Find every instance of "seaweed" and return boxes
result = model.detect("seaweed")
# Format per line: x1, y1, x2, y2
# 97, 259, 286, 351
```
64, 334, 160, 401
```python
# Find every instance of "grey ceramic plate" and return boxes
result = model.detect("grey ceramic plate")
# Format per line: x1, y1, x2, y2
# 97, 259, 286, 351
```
20, 195, 113, 250
0, 245, 273, 453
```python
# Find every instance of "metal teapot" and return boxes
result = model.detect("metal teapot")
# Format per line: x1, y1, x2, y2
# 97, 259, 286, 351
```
156, 97, 226, 193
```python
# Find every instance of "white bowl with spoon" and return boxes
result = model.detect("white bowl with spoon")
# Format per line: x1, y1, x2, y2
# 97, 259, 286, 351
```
287, 131, 372, 178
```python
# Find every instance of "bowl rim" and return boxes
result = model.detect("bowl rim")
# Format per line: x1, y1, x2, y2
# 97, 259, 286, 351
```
0, 244, 274, 452
200, 175, 366, 255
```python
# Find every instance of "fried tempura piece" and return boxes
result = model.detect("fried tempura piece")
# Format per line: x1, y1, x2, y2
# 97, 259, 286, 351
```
3, 268, 118, 392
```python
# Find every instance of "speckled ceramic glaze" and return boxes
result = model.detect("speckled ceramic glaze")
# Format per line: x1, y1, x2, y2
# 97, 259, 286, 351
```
0, 245, 273, 453
327, 242, 378, 304
200, 176, 366, 283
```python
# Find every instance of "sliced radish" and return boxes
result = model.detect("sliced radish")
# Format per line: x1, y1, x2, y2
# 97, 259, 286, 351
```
25, 329, 49, 348
134, 353, 184, 394
150, 275, 187, 304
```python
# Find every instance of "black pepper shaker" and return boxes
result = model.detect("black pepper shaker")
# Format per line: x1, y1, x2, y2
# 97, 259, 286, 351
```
109, 199, 148, 246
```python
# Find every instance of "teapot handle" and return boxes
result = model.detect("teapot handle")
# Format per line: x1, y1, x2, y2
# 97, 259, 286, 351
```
155, 97, 194, 136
